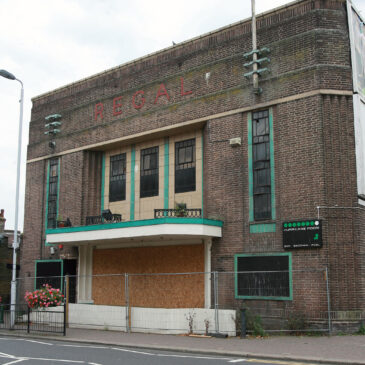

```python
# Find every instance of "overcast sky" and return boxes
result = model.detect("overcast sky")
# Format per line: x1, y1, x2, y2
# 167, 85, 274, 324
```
1, 0, 364, 231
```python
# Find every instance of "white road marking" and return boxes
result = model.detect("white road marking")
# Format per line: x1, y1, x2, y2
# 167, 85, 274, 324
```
0, 351, 16, 358
112, 346, 232, 361
3, 360, 26, 365
23, 339, 53, 346
60, 344, 108, 349
229, 360, 247, 363
157, 353, 232, 360
112, 347, 155, 356
26, 357, 85, 363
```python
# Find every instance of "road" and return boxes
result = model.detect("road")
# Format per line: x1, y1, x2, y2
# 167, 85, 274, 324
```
0, 337, 331, 365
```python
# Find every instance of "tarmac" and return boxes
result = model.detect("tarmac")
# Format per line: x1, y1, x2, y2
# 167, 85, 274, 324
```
1, 327, 365, 364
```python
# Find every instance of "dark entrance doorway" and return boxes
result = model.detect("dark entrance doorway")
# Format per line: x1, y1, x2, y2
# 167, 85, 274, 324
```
63, 259, 77, 303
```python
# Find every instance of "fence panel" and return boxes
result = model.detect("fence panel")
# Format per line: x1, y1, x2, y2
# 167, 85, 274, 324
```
7, 269, 365, 335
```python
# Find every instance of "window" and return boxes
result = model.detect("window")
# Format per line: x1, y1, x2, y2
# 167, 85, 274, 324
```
235, 254, 292, 300
140, 146, 159, 198
109, 153, 126, 202
252, 110, 271, 220
36, 260, 62, 290
47, 158, 59, 229
175, 139, 196, 193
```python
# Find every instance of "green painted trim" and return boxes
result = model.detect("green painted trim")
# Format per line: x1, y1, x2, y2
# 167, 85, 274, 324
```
57, 158, 60, 220
248, 110, 276, 224
234, 252, 293, 301
249, 223, 276, 233
45, 160, 50, 230
201, 134, 204, 217
46, 217, 223, 235
247, 113, 254, 222
164, 138, 169, 211
34, 259, 64, 291
269, 108, 276, 220
101, 153, 105, 213
130, 145, 136, 221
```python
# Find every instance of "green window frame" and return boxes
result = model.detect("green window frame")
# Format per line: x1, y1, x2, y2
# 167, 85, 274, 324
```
235, 252, 292, 300
248, 108, 276, 223
35, 259, 63, 291
46, 158, 60, 229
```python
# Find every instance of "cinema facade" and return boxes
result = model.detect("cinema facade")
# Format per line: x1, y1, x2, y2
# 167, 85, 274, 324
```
20, 0, 365, 333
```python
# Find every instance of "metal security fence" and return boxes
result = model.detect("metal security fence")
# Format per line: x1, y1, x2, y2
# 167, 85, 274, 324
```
9, 269, 365, 335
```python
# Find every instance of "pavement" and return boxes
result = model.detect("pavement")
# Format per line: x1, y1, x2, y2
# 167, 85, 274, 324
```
1, 327, 365, 365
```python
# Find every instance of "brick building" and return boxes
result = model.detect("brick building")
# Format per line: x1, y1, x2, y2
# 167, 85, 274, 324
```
0, 210, 21, 304
21, 0, 365, 331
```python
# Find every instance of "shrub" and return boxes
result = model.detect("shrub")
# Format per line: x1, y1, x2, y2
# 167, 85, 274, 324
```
287, 312, 308, 334
245, 310, 267, 337
24, 284, 64, 309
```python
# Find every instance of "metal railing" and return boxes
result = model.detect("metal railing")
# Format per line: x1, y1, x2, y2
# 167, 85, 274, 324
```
0, 303, 66, 335
154, 208, 202, 218
85, 214, 122, 225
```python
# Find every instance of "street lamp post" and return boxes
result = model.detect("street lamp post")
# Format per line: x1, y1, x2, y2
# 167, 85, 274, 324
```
0, 69, 24, 328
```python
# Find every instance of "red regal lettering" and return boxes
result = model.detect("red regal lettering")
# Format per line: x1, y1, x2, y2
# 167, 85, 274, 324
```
112, 96, 123, 116
180, 77, 192, 96
132, 90, 146, 109
94, 102, 104, 121
154, 83, 170, 104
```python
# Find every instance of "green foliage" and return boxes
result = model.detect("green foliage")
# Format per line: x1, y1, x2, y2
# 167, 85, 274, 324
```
175, 203, 187, 217
357, 323, 365, 335
287, 312, 308, 334
245, 310, 266, 337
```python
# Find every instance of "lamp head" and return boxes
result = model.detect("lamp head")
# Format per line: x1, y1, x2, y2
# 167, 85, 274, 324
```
0, 69, 16, 80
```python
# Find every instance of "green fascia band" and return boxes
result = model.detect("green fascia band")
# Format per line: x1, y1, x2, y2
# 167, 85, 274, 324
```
46, 217, 223, 235
249, 223, 276, 233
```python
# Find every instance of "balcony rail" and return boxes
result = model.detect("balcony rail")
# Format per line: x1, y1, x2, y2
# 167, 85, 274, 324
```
85, 213, 122, 225
154, 208, 202, 219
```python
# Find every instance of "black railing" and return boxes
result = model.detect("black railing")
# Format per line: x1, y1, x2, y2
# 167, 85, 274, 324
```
86, 213, 122, 225
154, 208, 202, 218
0, 304, 66, 335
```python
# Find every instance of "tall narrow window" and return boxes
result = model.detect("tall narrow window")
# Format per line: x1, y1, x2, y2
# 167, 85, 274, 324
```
252, 110, 271, 220
47, 158, 59, 229
175, 139, 196, 193
109, 153, 126, 202
140, 146, 159, 198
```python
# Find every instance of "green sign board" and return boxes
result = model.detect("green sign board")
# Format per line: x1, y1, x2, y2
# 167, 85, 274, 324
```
283, 219, 322, 249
